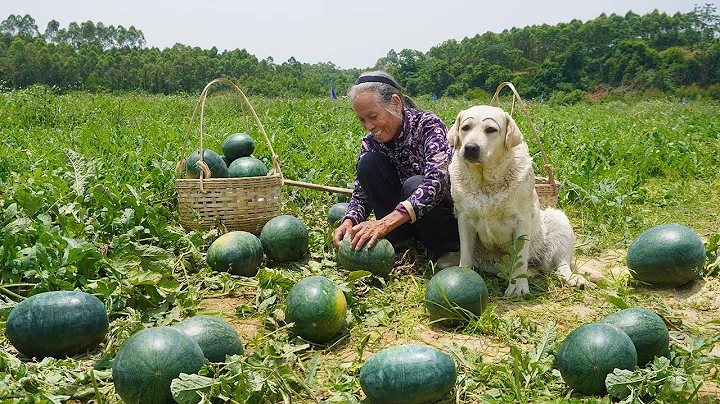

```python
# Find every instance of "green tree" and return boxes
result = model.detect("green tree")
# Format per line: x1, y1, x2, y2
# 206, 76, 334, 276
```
604, 39, 662, 88
44, 20, 60, 43
0, 14, 39, 40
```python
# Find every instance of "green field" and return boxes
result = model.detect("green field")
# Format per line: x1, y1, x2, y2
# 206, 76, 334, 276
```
1, 85, 719, 403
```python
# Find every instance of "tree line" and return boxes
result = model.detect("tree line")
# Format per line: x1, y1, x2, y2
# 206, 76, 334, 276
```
1, 5, 719, 101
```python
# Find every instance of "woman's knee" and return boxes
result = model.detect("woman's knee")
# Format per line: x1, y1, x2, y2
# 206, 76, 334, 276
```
401, 175, 424, 199
357, 152, 390, 182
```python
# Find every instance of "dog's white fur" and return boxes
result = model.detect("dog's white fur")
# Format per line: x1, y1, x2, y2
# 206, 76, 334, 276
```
447, 105, 588, 296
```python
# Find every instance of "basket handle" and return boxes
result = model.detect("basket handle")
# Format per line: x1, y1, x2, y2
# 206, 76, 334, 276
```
177, 78, 283, 189
490, 82, 555, 187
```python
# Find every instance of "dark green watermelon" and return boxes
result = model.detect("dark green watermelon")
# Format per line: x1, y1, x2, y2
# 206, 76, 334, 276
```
259, 215, 309, 263
557, 323, 638, 396
221, 155, 233, 167
425, 266, 489, 323
206, 231, 264, 277
337, 235, 395, 277
112, 327, 205, 404
327, 202, 349, 225
228, 156, 268, 178
172, 315, 244, 362
285, 276, 347, 343
222, 133, 255, 160
335, 193, 349, 203
359, 344, 457, 404
626, 223, 705, 287
185, 148, 229, 179
599, 307, 669, 366
6, 291, 109, 359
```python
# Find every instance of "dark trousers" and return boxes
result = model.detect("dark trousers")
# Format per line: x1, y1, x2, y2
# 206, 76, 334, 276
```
356, 152, 460, 260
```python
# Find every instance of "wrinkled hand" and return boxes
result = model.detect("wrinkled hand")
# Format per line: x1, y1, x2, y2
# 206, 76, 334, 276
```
347, 220, 390, 251
332, 210, 409, 251
332, 219, 391, 251
332, 219, 354, 249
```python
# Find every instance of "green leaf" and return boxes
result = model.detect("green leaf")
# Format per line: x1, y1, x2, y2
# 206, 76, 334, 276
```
304, 353, 321, 387
44, 394, 72, 404
529, 322, 557, 364
64, 149, 96, 198
346, 270, 372, 282
171, 373, 214, 404
605, 368, 637, 399
257, 295, 277, 312
598, 291, 630, 309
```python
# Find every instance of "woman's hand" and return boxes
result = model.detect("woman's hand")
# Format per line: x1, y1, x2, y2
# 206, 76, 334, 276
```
333, 210, 410, 251
348, 220, 391, 250
332, 219, 386, 250
332, 219, 355, 249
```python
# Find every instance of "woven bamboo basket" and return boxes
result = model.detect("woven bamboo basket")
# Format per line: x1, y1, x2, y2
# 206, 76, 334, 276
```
176, 78, 282, 234
491, 82, 560, 209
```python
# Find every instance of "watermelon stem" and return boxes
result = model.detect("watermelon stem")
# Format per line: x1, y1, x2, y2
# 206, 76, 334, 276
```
89, 369, 103, 404
0, 287, 25, 301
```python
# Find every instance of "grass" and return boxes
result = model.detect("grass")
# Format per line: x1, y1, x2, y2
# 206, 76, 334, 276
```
0, 84, 719, 402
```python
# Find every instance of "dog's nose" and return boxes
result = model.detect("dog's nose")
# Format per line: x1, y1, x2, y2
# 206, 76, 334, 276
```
463, 143, 481, 160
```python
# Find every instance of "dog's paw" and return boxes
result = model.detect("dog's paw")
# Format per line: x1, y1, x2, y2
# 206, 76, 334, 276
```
504, 278, 530, 297
556, 263, 595, 290
576, 267, 605, 283
568, 273, 593, 289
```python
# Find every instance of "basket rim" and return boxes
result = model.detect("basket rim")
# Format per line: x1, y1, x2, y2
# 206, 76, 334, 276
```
175, 173, 284, 188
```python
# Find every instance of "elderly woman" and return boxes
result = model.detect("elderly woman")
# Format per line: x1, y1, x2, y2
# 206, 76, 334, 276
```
332, 71, 460, 269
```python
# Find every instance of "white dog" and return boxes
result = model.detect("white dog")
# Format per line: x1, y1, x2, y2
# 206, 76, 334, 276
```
447, 105, 588, 296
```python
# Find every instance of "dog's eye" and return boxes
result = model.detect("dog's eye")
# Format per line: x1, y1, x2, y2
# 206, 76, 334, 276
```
485, 127, 498, 134
461, 124, 471, 131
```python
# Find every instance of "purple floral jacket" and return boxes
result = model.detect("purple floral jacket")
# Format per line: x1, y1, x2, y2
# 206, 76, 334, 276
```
344, 107, 452, 224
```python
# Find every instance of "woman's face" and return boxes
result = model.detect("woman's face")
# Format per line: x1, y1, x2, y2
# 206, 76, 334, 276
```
352, 92, 402, 143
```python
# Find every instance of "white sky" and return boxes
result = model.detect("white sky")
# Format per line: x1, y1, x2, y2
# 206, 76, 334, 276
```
3, 0, 714, 69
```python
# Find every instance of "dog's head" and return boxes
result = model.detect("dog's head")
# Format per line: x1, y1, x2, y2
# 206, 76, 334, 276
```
447, 105, 523, 164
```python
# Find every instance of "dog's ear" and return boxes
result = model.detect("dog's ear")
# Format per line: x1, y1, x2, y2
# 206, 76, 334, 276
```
504, 112, 524, 150
447, 111, 463, 149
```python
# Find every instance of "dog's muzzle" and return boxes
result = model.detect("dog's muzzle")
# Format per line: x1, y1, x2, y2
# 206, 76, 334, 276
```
462, 142, 482, 162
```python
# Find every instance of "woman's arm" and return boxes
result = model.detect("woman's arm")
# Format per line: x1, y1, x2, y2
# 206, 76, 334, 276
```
404, 112, 452, 221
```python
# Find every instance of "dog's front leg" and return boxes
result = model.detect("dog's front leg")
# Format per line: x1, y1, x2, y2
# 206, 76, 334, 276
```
504, 222, 532, 297
457, 214, 477, 269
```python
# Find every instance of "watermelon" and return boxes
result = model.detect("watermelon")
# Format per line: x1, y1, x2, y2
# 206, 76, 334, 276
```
285, 276, 347, 343
221, 155, 233, 167
206, 231, 264, 277
425, 266, 489, 323
185, 148, 229, 179
228, 156, 268, 178
359, 344, 457, 404
327, 202, 349, 225
599, 307, 669, 366
6, 290, 109, 359
259, 215, 309, 263
222, 132, 255, 160
337, 235, 395, 277
626, 223, 705, 287
335, 193, 349, 203
557, 323, 637, 396
112, 327, 205, 404
172, 315, 244, 362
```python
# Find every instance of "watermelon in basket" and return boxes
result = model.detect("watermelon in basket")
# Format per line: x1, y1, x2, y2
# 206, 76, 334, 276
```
176, 78, 282, 234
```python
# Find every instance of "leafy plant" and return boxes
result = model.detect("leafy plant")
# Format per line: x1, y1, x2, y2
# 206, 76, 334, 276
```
496, 235, 528, 290
704, 230, 720, 276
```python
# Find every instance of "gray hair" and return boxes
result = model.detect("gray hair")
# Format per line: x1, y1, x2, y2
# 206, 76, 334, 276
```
348, 71, 419, 117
